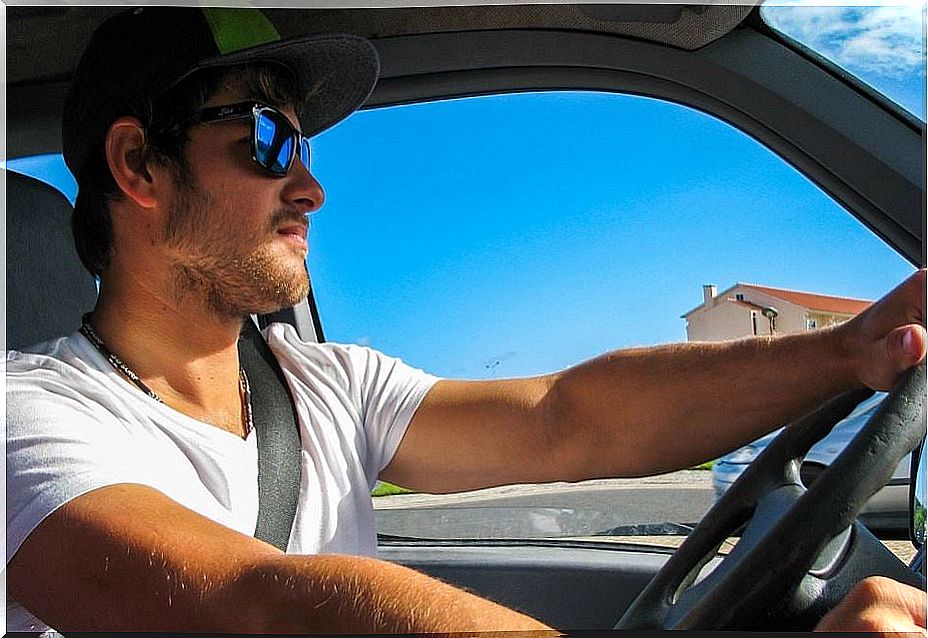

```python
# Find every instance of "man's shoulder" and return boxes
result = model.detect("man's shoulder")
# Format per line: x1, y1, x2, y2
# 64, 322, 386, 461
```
6, 331, 113, 409
7, 331, 90, 373
262, 321, 380, 363
262, 321, 379, 380
262, 321, 440, 393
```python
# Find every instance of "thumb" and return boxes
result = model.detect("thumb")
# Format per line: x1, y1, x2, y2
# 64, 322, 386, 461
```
884, 325, 928, 373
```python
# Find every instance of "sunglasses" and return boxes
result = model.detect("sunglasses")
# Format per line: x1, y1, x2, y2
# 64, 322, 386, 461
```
192, 102, 311, 177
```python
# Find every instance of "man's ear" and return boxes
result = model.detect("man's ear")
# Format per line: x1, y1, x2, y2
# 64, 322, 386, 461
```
105, 117, 162, 209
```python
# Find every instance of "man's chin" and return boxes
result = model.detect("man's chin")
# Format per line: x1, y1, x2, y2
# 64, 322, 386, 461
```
247, 296, 306, 316
250, 274, 310, 315
175, 249, 311, 318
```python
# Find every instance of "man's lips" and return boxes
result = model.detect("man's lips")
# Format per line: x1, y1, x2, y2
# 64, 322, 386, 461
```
277, 224, 307, 238
277, 224, 308, 248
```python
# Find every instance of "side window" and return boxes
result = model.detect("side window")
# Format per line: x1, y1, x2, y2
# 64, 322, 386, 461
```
309, 91, 914, 541
310, 92, 911, 376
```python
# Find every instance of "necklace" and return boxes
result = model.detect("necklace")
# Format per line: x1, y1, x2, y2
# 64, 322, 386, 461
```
79, 313, 253, 437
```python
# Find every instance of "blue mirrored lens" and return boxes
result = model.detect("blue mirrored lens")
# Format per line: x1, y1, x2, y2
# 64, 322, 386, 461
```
273, 136, 293, 174
255, 109, 294, 175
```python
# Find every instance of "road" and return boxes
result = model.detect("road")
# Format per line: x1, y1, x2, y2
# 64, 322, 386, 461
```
374, 470, 715, 539
372, 470, 917, 562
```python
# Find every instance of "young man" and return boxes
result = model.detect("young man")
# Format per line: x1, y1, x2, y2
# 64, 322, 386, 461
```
6, 6, 926, 633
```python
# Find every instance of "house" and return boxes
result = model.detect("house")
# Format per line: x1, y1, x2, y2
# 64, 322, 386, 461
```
682, 282, 872, 342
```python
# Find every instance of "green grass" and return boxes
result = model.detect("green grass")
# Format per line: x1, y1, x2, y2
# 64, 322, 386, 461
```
914, 504, 926, 544
372, 481, 413, 497
372, 462, 716, 498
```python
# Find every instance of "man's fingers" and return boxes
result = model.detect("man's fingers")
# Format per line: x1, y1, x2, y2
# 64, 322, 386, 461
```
899, 269, 927, 325
895, 578, 928, 629
815, 577, 928, 633
852, 577, 926, 628
844, 269, 926, 391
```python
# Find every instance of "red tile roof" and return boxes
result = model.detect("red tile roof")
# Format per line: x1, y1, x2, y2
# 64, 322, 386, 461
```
740, 284, 872, 316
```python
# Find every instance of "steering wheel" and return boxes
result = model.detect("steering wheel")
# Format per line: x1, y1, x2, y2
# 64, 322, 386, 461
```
616, 362, 927, 630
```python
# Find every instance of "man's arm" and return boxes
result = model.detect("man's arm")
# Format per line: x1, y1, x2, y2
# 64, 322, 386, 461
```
382, 269, 926, 493
7, 484, 550, 632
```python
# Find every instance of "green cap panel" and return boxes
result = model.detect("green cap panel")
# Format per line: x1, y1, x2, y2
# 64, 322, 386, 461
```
202, 7, 281, 54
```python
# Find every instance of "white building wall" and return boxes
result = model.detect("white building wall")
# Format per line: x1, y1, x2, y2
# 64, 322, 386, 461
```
686, 301, 752, 341
685, 285, 812, 341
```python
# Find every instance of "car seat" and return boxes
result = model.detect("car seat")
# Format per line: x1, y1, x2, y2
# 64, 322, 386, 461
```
6, 169, 98, 350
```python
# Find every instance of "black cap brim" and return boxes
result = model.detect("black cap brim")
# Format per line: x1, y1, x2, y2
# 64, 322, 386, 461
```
194, 32, 380, 137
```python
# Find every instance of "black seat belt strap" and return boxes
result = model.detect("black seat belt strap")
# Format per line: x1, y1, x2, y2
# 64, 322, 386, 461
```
238, 318, 302, 551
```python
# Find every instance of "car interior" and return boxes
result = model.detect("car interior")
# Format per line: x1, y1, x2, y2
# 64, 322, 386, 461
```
6, 3, 926, 630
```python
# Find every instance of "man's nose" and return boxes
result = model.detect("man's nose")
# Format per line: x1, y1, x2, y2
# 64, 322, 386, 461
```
284, 160, 325, 215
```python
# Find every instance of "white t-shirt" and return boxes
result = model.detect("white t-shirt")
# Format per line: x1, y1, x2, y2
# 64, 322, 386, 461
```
5, 322, 441, 633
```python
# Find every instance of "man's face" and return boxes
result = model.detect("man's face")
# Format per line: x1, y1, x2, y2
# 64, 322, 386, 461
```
160, 87, 324, 319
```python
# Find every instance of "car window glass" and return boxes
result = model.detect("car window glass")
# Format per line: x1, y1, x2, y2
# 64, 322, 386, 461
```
760, 2, 926, 120
309, 91, 914, 543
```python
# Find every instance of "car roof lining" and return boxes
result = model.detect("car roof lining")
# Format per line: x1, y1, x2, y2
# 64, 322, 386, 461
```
6, 4, 758, 87
264, 4, 757, 50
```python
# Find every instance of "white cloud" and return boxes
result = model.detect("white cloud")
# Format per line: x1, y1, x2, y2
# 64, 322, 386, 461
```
763, 2, 926, 79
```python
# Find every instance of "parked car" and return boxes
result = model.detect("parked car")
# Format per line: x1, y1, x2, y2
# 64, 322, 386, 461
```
713, 392, 911, 535
6, 2, 925, 631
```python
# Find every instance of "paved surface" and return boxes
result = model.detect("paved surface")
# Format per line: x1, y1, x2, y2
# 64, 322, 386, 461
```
375, 470, 712, 509
375, 471, 716, 538
373, 470, 917, 562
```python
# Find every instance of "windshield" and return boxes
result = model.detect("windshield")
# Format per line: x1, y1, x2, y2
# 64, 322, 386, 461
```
760, 1, 926, 120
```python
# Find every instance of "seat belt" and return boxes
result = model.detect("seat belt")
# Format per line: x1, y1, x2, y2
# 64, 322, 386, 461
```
238, 318, 302, 551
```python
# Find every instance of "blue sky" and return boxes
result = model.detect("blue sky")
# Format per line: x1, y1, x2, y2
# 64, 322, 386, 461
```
9, 4, 924, 379
762, 3, 926, 118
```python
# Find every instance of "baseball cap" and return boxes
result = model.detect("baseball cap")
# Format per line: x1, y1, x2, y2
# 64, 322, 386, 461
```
63, 6, 380, 179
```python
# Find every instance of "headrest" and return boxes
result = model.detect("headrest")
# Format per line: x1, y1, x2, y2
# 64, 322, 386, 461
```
6, 169, 98, 350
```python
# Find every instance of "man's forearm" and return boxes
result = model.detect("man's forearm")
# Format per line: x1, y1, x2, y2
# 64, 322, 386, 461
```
227, 553, 550, 633
385, 271, 923, 493
549, 327, 856, 479
9, 483, 547, 634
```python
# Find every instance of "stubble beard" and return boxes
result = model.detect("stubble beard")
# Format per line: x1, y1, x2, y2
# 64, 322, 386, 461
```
164, 180, 310, 320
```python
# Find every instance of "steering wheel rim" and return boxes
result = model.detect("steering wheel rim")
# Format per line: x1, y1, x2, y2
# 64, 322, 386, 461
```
615, 362, 927, 630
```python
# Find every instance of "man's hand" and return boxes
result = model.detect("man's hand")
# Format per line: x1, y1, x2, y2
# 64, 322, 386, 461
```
815, 576, 927, 635
839, 269, 927, 392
